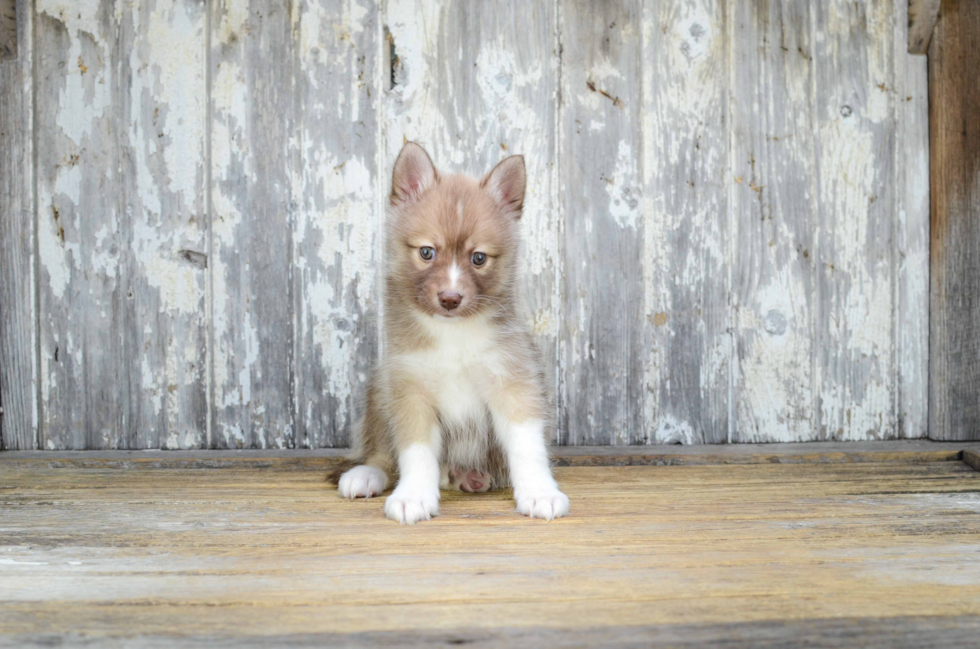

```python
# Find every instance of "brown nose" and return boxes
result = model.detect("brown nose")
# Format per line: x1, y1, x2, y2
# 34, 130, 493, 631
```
438, 292, 462, 311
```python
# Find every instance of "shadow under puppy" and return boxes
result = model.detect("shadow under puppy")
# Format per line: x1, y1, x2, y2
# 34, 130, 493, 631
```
329, 142, 569, 524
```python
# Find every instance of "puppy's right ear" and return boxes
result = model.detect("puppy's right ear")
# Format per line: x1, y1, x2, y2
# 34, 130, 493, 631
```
390, 142, 438, 207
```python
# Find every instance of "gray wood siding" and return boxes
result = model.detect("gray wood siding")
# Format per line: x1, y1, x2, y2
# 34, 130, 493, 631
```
560, 0, 646, 445
641, 0, 731, 444
0, 0, 36, 450
210, 1, 296, 449
928, 0, 980, 441
34, 0, 209, 449
0, 0, 932, 448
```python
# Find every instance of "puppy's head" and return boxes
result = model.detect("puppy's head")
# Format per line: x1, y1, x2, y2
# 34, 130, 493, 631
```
386, 142, 526, 320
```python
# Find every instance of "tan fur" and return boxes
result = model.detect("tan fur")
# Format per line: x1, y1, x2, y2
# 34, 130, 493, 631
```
331, 143, 552, 494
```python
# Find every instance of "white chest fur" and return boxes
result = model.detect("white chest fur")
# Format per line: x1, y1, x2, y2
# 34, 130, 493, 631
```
396, 314, 501, 428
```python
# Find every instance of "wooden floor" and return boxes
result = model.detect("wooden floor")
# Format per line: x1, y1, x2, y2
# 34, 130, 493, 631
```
2, 443, 980, 647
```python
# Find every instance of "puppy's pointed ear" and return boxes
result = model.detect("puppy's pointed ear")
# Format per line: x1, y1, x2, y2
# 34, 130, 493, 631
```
481, 155, 526, 220
390, 142, 438, 207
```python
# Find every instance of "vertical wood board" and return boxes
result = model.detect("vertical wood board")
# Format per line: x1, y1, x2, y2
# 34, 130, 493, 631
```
928, 0, 980, 441
210, 0, 296, 449
731, 0, 818, 442
894, 0, 930, 439
0, 0, 37, 449
290, 0, 381, 448
35, 0, 208, 449
560, 0, 646, 445
640, 0, 731, 444
812, 0, 898, 441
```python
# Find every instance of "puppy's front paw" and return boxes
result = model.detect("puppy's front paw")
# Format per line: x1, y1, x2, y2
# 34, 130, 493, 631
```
338, 465, 388, 499
384, 486, 440, 524
515, 489, 570, 521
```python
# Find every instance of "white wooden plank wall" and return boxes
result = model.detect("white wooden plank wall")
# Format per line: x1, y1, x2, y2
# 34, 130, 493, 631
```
0, 0, 929, 449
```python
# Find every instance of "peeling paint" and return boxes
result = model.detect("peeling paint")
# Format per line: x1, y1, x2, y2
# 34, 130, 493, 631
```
24, 0, 929, 449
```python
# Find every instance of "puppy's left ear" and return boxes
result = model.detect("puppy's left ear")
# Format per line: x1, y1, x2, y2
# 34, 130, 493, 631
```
481, 155, 526, 220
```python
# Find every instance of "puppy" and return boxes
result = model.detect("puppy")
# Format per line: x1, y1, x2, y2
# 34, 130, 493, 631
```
332, 142, 569, 524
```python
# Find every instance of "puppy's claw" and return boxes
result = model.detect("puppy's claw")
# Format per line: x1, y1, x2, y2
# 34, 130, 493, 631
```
338, 465, 388, 499
385, 487, 440, 524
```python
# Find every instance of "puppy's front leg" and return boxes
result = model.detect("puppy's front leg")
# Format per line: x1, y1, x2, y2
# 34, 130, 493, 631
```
384, 395, 442, 524
491, 408, 569, 521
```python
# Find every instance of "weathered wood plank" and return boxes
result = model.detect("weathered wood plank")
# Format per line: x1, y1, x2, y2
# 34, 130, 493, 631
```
894, 0, 930, 438
3, 439, 978, 469
1, 462, 979, 642
641, 0, 730, 443
210, 1, 296, 449
731, 0, 817, 441
0, 0, 36, 450
36, 0, 209, 449
6, 616, 980, 649
560, 0, 645, 444
963, 449, 980, 472
383, 0, 561, 436
733, 0, 923, 443
928, 0, 980, 441
290, 1, 381, 449
908, 0, 940, 54
0, 0, 15, 61
812, 0, 898, 441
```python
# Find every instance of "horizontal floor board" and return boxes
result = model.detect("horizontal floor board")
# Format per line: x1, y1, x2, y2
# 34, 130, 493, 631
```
1, 458, 979, 646
1, 440, 978, 470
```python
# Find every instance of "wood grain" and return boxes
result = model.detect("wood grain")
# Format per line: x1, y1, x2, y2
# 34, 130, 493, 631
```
1, 460, 979, 644
731, 0, 817, 441
35, 0, 209, 449
928, 0, 980, 442
0, 0, 14, 61
963, 449, 980, 472
289, 1, 381, 449
812, 0, 898, 442
0, 0, 35, 450
641, 0, 731, 443
894, 0, 930, 439
4, 616, 978, 649
2, 439, 977, 468
2, 0, 937, 448
210, 1, 295, 449
908, 0, 940, 54
560, 0, 645, 444
732, 1, 926, 443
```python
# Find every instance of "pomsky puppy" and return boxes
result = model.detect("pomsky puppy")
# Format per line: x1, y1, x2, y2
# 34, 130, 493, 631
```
332, 142, 569, 524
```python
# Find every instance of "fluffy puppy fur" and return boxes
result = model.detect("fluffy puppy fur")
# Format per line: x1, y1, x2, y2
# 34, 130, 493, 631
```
332, 142, 570, 524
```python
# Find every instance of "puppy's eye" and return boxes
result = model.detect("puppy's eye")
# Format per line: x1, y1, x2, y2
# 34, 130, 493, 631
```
419, 247, 435, 261
471, 252, 487, 267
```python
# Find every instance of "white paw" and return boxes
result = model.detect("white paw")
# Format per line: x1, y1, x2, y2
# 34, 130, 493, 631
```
338, 465, 388, 499
384, 485, 440, 524
515, 489, 570, 521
